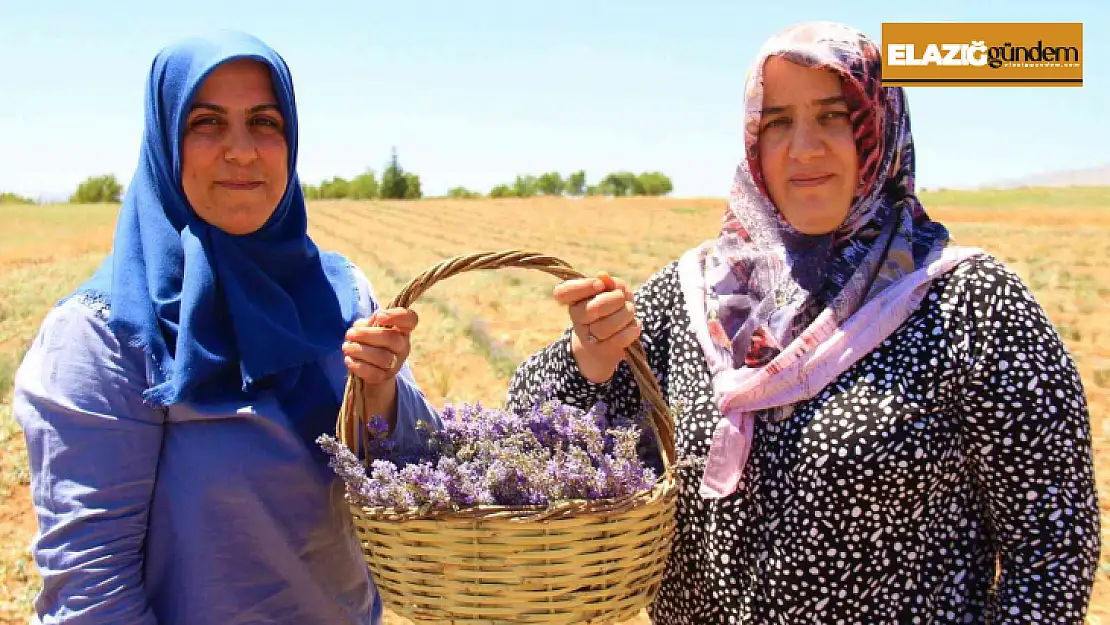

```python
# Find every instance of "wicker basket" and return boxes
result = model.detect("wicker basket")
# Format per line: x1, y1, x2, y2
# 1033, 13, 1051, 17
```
334, 250, 678, 624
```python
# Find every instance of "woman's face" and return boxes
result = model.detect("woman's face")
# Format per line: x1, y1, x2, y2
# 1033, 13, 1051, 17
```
181, 59, 289, 236
757, 56, 860, 235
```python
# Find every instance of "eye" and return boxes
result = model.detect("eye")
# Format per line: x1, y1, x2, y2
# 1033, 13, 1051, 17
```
761, 116, 790, 132
251, 115, 284, 131
821, 110, 851, 122
190, 115, 221, 128
186, 115, 224, 134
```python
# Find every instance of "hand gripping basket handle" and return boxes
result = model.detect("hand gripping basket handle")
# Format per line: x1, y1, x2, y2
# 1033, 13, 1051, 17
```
335, 250, 676, 471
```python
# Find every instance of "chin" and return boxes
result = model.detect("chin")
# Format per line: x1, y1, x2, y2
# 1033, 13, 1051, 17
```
787, 219, 838, 236
781, 198, 850, 235
214, 221, 266, 236
208, 207, 274, 236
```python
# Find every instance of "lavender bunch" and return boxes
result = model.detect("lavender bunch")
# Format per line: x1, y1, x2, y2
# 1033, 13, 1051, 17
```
318, 390, 660, 514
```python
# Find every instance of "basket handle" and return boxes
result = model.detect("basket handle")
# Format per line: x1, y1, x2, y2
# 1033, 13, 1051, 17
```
335, 250, 676, 471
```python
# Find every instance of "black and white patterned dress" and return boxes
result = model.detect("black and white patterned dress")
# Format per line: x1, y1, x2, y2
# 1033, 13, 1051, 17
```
505, 253, 1100, 624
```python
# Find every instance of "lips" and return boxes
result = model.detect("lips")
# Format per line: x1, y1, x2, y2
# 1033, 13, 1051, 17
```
217, 180, 264, 190
789, 173, 835, 187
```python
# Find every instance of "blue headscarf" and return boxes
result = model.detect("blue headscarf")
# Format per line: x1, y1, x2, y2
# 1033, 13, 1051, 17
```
69, 31, 359, 448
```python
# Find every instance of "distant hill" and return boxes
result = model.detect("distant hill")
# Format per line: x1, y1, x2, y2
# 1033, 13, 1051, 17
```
981, 164, 1110, 190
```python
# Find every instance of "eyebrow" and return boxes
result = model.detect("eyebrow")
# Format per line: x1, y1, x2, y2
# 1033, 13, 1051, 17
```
761, 95, 847, 115
188, 102, 281, 114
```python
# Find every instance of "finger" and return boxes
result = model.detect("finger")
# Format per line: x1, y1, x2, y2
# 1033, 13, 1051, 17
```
553, 277, 609, 306
343, 341, 401, 370
369, 307, 419, 333
586, 301, 637, 341
345, 355, 391, 385
350, 313, 379, 329
614, 280, 633, 300
594, 316, 642, 352
569, 289, 631, 325
344, 327, 408, 356
595, 272, 634, 299
595, 272, 617, 291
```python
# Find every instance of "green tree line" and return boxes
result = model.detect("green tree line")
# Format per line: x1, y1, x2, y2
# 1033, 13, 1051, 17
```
305, 169, 673, 201
5, 149, 675, 206
476, 170, 672, 199
301, 149, 674, 201
302, 148, 422, 200
0, 192, 36, 205
71, 174, 124, 203
0, 173, 124, 205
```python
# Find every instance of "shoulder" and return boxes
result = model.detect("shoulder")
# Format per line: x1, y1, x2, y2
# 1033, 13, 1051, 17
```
924, 250, 1074, 376
942, 251, 1029, 295
931, 251, 1045, 325
16, 293, 152, 408
35, 292, 117, 354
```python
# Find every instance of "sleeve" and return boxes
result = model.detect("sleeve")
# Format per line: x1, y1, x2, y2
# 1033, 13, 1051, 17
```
504, 264, 676, 431
347, 262, 443, 458
387, 362, 443, 457
12, 298, 164, 624
952, 257, 1100, 623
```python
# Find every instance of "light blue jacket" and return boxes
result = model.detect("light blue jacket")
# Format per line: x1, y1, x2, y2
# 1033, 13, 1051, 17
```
13, 267, 439, 624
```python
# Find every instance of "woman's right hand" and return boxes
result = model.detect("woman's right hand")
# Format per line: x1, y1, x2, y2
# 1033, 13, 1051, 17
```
554, 272, 642, 384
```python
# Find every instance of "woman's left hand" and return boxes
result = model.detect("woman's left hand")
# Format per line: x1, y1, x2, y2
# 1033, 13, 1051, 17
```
342, 307, 418, 387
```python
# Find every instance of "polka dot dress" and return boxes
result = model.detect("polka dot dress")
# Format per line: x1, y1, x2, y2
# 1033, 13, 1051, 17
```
505, 254, 1099, 624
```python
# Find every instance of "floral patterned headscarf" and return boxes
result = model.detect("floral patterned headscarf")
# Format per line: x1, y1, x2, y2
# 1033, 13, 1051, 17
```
685, 21, 951, 373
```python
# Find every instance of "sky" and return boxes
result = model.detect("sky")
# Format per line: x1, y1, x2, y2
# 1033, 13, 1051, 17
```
0, 0, 1106, 201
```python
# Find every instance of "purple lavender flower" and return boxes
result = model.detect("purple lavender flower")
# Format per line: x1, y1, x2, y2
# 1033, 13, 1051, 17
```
317, 434, 373, 502
364, 414, 396, 459
367, 414, 390, 438
318, 390, 660, 512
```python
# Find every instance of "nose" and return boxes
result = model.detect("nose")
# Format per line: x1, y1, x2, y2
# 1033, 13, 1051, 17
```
787, 118, 825, 163
223, 121, 259, 166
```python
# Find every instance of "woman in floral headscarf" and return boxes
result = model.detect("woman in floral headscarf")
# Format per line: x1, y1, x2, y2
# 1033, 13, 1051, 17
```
507, 21, 1099, 623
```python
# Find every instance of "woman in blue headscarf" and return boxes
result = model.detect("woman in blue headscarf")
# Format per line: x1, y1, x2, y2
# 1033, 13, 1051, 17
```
12, 31, 440, 624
